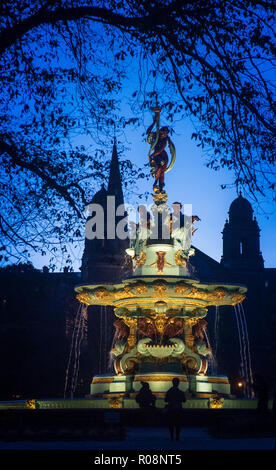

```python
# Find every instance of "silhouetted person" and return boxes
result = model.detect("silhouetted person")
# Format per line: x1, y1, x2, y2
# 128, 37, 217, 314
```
136, 382, 156, 425
165, 377, 186, 440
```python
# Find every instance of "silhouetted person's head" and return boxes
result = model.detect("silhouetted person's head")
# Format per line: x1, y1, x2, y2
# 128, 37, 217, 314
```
141, 381, 149, 389
172, 377, 180, 387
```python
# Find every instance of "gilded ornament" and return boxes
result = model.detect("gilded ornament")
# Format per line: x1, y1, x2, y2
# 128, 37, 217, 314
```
231, 291, 246, 305
150, 251, 171, 274
181, 355, 198, 372
136, 250, 146, 266
134, 375, 187, 383
185, 287, 199, 298
133, 281, 147, 295
92, 377, 114, 384
124, 286, 136, 297
152, 191, 168, 204
94, 287, 111, 300
153, 280, 167, 296
209, 396, 224, 409
25, 399, 36, 409
175, 250, 187, 266
184, 317, 198, 327
213, 287, 227, 300
185, 287, 214, 301
153, 315, 169, 334
175, 282, 189, 295
122, 316, 137, 349
108, 397, 123, 409
114, 289, 125, 300
76, 292, 91, 305
114, 286, 136, 300
124, 357, 139, 374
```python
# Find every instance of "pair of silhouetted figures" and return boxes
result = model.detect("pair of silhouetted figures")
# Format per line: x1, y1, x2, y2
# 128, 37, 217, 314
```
136, 378, 186, 440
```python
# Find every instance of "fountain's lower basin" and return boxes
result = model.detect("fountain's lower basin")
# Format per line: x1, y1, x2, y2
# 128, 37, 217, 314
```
0, 396, 271, 410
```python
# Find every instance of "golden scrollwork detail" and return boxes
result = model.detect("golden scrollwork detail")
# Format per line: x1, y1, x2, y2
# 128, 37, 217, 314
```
108, 397, 123, 409
184, 317, 199, 327
185, 287, 213, 301
136, 250, 146, 266
153, 191, 168, 204
231, 291, 246, 305
124, 286, 136, 297
175, 282, 189, 295
153, 314, 170, 334
76, 292, 91, 305
25, 399, 36, 409
209, 396, 224, 409
121, 316, 137, 349
153, 280, 168, 296
213, 287, 227, 300
185, 287, 200, 298
94, 287, 111, 300
113, 289, 126, 300
114, 286, 136, 300
133, 281, 147, 295
175, 250, 187, 266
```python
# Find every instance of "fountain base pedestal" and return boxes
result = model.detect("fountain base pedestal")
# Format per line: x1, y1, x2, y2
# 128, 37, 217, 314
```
90, 372, 231, 400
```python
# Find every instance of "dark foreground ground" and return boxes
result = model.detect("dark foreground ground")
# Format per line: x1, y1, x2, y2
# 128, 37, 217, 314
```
0, 408, 275, 465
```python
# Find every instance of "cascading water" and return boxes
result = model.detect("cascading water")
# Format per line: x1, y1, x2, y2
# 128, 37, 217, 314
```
214, 306, 220, 359
238, 302, 254, 397
71, 310, 85, 396
104, 306, 109, 372
99, 306, 103, 374
99, 306, 110, 374
63, 303, 87, 398
204, 329, 217, 375
234, 303, 254, 398
108, 328, 118, 371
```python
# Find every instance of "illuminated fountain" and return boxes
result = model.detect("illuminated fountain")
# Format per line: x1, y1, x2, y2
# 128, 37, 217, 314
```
74, 106, 247, 409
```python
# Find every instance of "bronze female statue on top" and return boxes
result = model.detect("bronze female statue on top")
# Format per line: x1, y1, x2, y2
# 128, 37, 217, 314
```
146, 104, 176, 194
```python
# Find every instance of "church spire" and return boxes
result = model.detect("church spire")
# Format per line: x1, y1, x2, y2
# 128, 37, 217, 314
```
107, 138, 124, 207
81, 139, 129, 282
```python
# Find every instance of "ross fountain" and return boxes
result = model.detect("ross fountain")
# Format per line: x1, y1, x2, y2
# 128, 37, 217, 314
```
74, 106, 248, 409
0, 107, 257, 413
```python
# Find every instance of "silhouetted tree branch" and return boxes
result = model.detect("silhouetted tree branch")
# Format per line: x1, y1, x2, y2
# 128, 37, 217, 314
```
0, 0, 275, 265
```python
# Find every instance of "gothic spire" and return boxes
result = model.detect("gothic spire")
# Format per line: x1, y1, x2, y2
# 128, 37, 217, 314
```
107, 138, 124, 207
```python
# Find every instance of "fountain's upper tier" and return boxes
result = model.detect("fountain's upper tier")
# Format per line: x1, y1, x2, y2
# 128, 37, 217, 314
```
75, 276, 247, 313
